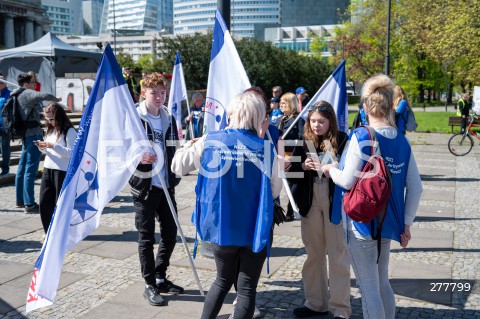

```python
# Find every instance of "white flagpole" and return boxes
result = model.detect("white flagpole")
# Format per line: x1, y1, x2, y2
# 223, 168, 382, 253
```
156, 169, 205, 296
0, 78, 21, 88
266, 130, 299, 215
185, 98, 195, 139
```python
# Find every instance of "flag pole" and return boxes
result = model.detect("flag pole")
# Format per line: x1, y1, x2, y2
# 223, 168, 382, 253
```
0, 78, 21, 88
156, 170, 205, 296
266, 130, 300, 215
185, 98, 195, 139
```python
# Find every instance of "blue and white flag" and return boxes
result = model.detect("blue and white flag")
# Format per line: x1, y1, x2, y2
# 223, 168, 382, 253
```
26, 45, 150, 312
167, 51, 188, 139
204, 9, 251, 132
299, 60, 349, 132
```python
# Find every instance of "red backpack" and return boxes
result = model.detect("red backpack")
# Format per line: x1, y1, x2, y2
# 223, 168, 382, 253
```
344, 126, 392, 226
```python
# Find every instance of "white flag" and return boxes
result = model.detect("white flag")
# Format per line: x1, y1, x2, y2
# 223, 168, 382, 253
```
204, 9, 251, 132
26, 44, 150, 312
167, 51, 188, 139
299, 60, 349, 132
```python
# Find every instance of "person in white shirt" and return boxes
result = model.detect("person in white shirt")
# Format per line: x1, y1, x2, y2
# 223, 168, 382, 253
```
35, 103, 75, 233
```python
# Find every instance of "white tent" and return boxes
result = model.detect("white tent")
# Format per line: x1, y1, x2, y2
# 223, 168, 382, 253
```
0, 32, 102, 95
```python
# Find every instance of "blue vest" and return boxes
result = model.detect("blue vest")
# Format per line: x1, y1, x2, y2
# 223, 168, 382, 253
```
332, 127, 411, 242
193, 129, 274, 253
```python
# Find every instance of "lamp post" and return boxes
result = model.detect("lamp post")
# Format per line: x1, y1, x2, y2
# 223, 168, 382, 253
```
385, 0, 391, 76
113, 0, 117, 55
217, 0, 231, 30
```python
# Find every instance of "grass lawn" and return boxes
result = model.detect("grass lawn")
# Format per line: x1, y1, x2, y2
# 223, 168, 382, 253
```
347, 111, 477, 133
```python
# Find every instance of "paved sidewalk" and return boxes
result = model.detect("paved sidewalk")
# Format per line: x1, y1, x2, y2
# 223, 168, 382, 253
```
0, 132, 479, 318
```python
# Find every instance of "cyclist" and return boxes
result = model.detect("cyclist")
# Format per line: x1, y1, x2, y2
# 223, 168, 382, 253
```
458, 93, 472, 133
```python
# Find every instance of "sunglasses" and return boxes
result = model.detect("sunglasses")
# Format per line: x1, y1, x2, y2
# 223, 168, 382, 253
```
45, 118, 55, 122
308, 105, 328, 112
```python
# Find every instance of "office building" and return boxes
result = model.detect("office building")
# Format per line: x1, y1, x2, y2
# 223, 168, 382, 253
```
83, 0, 104, 35
0, 0, 50, 48
99, 0, 173, 35
42, 0, 84, 35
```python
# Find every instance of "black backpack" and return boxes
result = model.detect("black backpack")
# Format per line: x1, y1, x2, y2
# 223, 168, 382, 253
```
1, 88, 40, 141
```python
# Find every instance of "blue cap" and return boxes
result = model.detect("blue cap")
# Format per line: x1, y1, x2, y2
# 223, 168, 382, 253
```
270, 97, 280, 102
296, 87, 306, 94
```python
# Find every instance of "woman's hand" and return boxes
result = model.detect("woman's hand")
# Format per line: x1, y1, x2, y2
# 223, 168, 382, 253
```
303, 157, 321, 171
141, 152, 157, 165
321, 163, 334, 178
35, 140, 52, 151
400, 225, 411, 248
186, 114, 193, 122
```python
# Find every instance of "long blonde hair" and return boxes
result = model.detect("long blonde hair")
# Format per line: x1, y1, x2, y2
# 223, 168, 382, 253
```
393, 85, 412, 111
361, 74, 396, 126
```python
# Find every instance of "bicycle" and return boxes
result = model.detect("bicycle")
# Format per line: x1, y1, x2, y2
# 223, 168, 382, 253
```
448, 114, 480, 156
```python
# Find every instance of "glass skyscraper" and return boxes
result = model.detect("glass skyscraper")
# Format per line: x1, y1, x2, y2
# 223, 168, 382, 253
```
173, 0, 349, 37
99, 0, 173, 35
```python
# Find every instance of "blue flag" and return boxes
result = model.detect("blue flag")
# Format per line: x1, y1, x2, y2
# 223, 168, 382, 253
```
299, 60, 349, 132
167, 51, 188, 140
26, 45, 150, 312
204, 9, 251, 132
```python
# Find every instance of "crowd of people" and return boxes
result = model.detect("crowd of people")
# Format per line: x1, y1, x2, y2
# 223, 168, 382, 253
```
0, 69, 427, 318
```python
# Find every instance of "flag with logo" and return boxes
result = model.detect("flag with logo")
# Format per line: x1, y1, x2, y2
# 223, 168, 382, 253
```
204, 9, 251, 132
299, 60, 349, 132
167, 51, 188, 139
25, 44, 150, 312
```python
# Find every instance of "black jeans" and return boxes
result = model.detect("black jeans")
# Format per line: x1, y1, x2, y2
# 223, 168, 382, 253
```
134, 186, 177, 286
39, 168, 66, 233
201, 244, 267, 319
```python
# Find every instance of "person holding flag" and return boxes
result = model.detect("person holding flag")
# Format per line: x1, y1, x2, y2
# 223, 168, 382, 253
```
129, 72, 183, 306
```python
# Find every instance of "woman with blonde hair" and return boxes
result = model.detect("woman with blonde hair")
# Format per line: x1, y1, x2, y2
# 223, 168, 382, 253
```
35, 103, 75, 233
322, 75, 423, 319
392, 85, 412, 135
278, 92, 305, 221
172, 91, 282, 319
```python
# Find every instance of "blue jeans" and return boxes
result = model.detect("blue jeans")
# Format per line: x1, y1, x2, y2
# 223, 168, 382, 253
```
15, 135, 42, 206
0, 131, 10, 174
347, 230, 395, 319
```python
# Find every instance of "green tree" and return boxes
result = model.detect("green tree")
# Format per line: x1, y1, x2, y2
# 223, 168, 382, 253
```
115, 50, 135, 71
136, 54, 167, 73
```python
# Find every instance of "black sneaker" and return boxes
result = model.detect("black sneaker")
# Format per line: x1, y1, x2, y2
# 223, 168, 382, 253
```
293, 306, 328, 318
25, 203, 39, 214
157, 279, 184, 294
143, 285, 165, 306
16, 202, 24, 208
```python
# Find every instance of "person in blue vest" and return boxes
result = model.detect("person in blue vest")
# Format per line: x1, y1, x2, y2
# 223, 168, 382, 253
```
183, 92, 205, 140
0, 73, 11, 176
287, 101, 350, 319
322, 75, 423, 319
172, 91, 282, 319
393, 85, 412, 135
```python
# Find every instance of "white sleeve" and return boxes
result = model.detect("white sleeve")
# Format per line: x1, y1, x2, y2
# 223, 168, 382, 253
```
404, 152, 423, 225
329, 134, 364, 190
171, 135, 206, 176
51, 127, 76, 159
